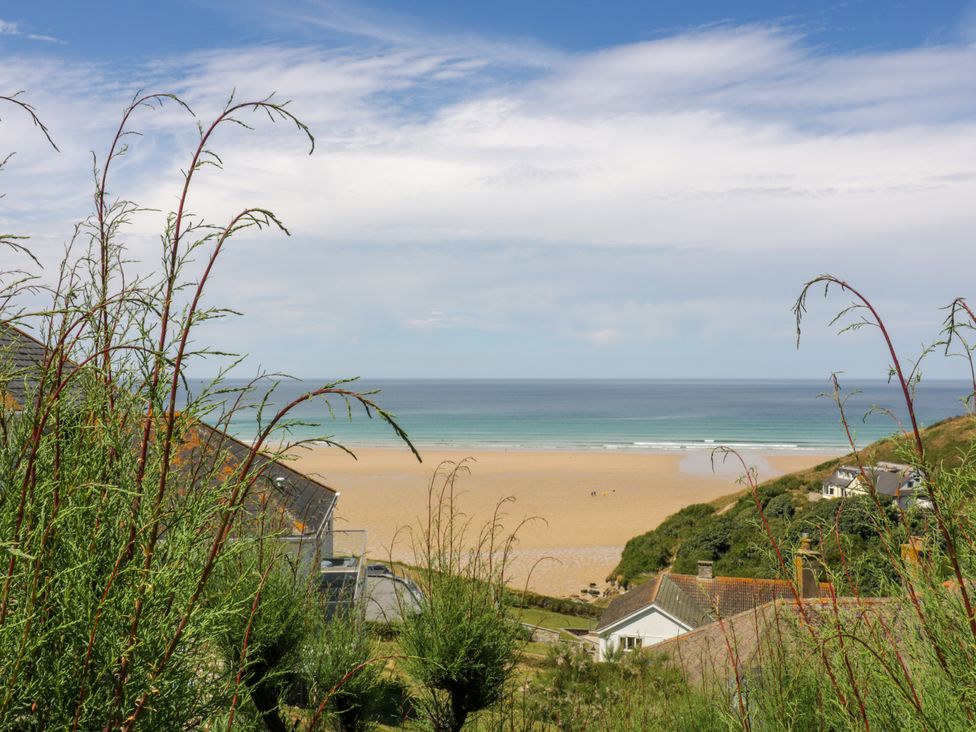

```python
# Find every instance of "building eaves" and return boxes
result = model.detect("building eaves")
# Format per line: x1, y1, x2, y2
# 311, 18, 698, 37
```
596, 574, 663, 632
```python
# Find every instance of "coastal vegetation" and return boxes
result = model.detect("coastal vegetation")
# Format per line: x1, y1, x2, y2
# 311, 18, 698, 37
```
398, 462, 524, 732
0, 93, 418, 729
583, 280, 976, 730
613, 414, 975, 590
484, 281, 976, 731
5, 90, 976, 731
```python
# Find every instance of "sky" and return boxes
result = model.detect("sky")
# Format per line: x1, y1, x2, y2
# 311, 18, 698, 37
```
1, 1, 975, 380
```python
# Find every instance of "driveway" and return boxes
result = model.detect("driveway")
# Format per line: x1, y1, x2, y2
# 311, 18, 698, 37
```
364, 575, 423, 623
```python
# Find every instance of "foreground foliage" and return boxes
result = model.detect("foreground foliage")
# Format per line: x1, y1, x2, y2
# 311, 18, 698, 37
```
399, 462, 525, 732
0, 92, 410, 729
593, 278, 976, 731
5, 91, 976, 731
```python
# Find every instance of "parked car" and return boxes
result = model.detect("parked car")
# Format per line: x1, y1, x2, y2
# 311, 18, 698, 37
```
367, 563, 394, 578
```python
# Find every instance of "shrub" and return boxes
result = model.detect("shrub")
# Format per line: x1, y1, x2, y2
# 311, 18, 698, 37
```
210, 546, 314, 731
507, 590, 602, 618
398, 461, 523, 732
300, 608, 385, 732
672, 515, 733, 573
614, 503, 717, 582
0, 93, 412, 729
524, 644, 726, 731
764, 492, 795, 520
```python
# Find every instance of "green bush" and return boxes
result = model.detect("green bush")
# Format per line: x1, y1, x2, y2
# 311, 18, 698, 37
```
399, 462, 523, 732
672, 515, 733, 572
613, 503, 717, 582
506, 589, 601, 618
765, 492, 795, 520
300, 608, 385, 732
0, 93, 412, 730
210, 549, 313, 731
521, 644, 726, 731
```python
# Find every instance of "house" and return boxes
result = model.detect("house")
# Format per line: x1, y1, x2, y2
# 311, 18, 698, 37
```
592, 542, 830, 661
644, 595, 899, 685
0, 322, 368, 604
170, 420, 342, 558
821, 461, 930, 510
821, 465, 860, 498
646, 538, 929, 686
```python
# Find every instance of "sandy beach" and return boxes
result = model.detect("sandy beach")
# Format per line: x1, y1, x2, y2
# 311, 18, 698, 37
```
288, 446, 837, 597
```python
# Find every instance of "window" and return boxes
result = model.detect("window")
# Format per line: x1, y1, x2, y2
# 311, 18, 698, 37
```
621, 636, 643, 651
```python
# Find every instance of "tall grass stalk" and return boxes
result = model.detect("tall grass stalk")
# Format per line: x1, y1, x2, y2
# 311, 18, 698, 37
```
0, 92, 413, 729
655, 276, 976, 731
398, 461, 527, 732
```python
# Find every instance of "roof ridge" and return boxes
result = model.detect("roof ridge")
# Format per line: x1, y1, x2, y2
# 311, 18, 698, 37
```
649, 569, 665, 603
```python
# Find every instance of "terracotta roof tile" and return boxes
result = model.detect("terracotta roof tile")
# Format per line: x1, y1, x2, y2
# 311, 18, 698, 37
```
665, 574, 830, 622
647, 597, 900, 684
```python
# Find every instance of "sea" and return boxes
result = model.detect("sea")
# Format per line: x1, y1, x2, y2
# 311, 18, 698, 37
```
182, 378, 971, 454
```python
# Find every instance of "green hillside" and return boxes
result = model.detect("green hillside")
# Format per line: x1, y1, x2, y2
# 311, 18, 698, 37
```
612, 415, 976, 590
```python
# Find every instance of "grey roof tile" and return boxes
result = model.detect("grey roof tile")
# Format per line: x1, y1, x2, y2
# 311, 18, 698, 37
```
598, 572, 832, 633
1, 322, 337, 535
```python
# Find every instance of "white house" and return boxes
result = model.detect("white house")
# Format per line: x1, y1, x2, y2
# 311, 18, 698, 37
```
591, 574, 695, 660
593, 560, 829, 661
821, 462, 930, 510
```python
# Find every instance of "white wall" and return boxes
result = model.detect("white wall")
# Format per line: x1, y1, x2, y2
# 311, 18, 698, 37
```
598, 605, 689, 661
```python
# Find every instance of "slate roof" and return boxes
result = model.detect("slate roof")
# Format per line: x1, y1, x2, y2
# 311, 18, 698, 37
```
0, 322, 337, 536
0, 323, 55, 409
824, 474, 854, 489
596, 575, 664, 631
597, 573, 832, 633
646, 597, 900, 684
824, 464, 920, 497
172, 420, 337, 535
874, 471, 907, 496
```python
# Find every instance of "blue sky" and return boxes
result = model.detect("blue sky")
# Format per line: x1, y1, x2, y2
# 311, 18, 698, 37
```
1, 1, 975, 379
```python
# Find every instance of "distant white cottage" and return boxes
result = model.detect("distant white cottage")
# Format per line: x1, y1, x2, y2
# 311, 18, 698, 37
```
591, 556, 829, 661
821, 462, 930, 510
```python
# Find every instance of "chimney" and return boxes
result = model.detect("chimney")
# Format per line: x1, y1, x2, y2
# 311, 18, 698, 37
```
901, 536, 925, 568
697, 560, 714, 580
794, 534, 822, 599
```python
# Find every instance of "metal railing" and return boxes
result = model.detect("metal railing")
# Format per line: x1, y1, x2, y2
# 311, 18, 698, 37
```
317, 529, 367, 616
272, 528, 368, 617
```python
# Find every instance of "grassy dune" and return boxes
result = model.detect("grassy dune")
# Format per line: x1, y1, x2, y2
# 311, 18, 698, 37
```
613, 415, 974, 587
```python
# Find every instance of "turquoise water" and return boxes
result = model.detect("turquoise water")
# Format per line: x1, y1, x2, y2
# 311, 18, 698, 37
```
183, 378, 970, 453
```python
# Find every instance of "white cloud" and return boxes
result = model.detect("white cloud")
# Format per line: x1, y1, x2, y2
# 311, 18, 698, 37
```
403, 311, 472, 331
0, 21, 974, 377
0, 18, 63, 43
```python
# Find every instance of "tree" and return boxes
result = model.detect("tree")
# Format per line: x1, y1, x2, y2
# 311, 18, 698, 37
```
301, 607, 384, 732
